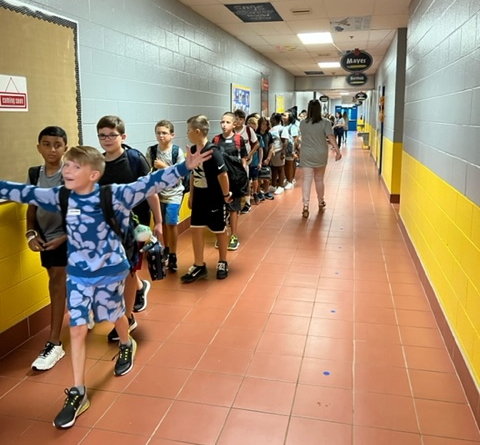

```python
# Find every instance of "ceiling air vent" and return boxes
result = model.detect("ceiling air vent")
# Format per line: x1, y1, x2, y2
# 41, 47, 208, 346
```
304, 71, 325, 75
291, 8, 312, 15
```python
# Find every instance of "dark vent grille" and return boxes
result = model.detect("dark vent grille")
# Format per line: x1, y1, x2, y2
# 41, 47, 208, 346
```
304, 71, 325, 75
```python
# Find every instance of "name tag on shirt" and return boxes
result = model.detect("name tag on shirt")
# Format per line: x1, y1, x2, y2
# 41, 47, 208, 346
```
67, 209, 81, 216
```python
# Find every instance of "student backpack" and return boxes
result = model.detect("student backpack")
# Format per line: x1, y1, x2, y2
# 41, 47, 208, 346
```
28, 165, 65, 186
58, 185, 140, 272
147, 144, 190, 194
209, 138, 249, 198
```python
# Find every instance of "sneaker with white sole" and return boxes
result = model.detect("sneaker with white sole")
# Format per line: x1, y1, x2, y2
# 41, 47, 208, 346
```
133, 279, 150, 312
181, 263, 208, 283
31, 342, 65, 371
216, 261, 229, 279
284, 182, 294, 190
274, 186, 284, 195
228, 235, 240, 251
113, 336, 137, 376
53, 387, 90, 429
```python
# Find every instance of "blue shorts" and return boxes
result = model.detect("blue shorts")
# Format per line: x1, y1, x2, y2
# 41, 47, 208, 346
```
67, 277, 126, 327
160, 202, 180, 225
249, 165, 259, 180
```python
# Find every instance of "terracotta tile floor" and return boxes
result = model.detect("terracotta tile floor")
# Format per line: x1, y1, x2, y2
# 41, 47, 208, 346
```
1, 136, 480, 444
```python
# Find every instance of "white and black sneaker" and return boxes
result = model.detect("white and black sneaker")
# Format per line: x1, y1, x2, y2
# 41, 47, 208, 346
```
133, 279, 150, 312
53, 387, 90, 429
31, 342, 65, 371
216, 261, 228, 280
113, 336, 137, 376
181, 263, 208, 284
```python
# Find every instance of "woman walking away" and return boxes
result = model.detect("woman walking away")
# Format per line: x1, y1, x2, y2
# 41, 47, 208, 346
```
298, 100, 342, 218
333, 111, 345, 149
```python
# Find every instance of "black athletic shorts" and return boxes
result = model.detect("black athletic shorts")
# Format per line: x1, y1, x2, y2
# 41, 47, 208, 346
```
40, 241, 68, 269
191, 188, 226, 233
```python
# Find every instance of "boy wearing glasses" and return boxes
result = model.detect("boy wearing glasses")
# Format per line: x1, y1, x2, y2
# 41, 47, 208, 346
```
96, 115, 162, 334
146, 120, 185, 272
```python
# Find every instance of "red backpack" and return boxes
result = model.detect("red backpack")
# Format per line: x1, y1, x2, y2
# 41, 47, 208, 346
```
213, 133, 243, 149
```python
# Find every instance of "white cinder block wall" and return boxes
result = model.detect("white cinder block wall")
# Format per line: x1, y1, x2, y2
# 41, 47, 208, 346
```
19, 0, 295, 152
404, 0, 480, 204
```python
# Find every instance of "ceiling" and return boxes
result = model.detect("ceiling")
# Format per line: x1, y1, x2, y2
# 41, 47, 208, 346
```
177, 0, 411, 96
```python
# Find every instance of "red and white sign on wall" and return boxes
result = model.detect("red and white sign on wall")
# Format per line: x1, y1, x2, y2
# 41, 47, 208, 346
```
0, 75, 28, 112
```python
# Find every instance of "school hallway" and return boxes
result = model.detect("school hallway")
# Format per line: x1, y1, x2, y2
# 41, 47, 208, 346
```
1, 135, 479, 445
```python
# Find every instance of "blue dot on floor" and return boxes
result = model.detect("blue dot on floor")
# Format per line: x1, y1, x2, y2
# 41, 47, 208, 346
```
331, 309, 336, 313
323, 371, 331, 376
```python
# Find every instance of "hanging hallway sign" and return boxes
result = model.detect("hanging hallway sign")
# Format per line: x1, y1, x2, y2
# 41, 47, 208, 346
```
341, 48, 373, 72
355, 91, 368, 101
0, 74, 28, 111
346, 72, 368, 86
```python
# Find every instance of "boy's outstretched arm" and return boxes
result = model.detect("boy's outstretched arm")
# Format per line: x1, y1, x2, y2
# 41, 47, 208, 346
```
0, 181, 58, 212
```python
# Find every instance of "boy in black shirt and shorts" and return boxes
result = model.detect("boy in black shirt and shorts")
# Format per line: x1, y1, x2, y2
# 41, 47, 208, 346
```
181, 115, 232, 283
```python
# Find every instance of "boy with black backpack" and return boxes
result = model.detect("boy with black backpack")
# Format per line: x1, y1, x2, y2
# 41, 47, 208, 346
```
26, 126, 68, 371
96, 115, 162, 333
181, 115, 233, 283
146, 120, 187, 271
212, 112, 248, 251
0, 144, 212, 429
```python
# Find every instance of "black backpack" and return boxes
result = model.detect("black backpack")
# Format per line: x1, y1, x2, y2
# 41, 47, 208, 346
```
207, 141, 249, 198
147, 144, 190, 194
58, 185, 140, 272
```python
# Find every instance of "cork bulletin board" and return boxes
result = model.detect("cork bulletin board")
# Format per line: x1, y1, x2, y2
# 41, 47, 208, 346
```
0, 0, 82, 183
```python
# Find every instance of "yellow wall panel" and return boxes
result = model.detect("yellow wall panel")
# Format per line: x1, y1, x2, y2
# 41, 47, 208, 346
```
471, 206, 480, 247
0, 202, 49, 333
400, 152, 480, 388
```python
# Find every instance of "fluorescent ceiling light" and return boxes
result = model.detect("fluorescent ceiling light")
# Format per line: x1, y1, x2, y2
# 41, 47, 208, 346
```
318, 62, 340, 68
340, 92, 350, 96
298, 32, 332, 44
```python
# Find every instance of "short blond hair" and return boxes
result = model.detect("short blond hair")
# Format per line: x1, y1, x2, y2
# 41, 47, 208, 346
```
63, 146, 105, 176
187, 115, 210, 135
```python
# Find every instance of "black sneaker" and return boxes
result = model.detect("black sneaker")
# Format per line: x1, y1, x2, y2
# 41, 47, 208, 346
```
240, 203, 251, 214
107, 314, 138, 342
133, 280, 150, 312
168, 253, 177, 272
113, 337, 137, 376
53, 387, 90, 429
181, 263, 208, 283
216, 261, 228, 279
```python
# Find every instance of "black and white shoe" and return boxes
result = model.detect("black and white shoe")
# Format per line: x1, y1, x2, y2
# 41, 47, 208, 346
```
216, 261, 229, 280
114, 337, 137, 376
168, 253, 178, 272
133, 280, 150, 312
53, 387, 90, 429
181, 263, 208, 283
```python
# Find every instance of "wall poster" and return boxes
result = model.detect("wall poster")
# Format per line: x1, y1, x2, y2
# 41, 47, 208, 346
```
275, 95, 285, 113
231, 84, 251, 114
